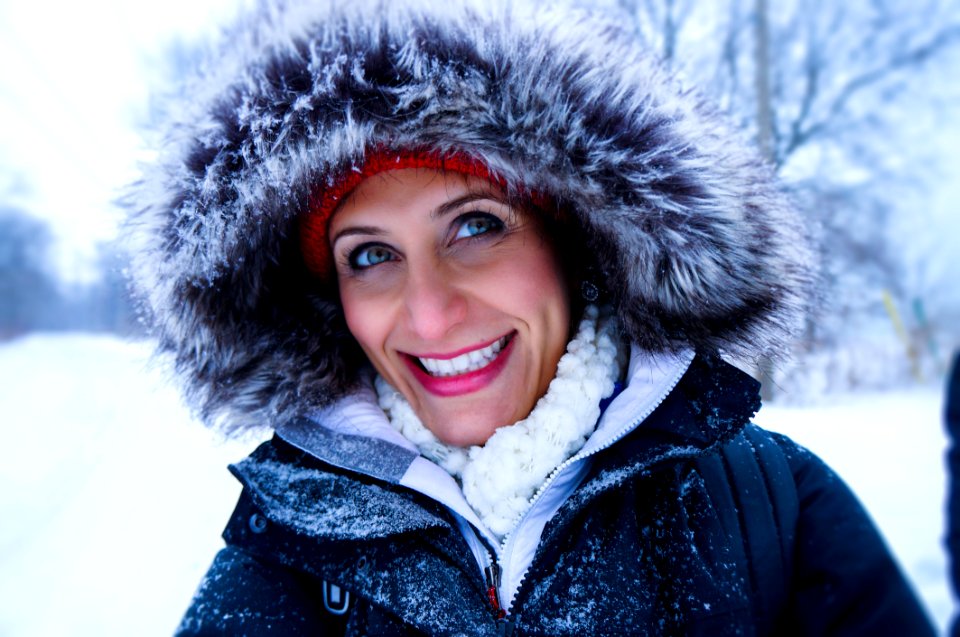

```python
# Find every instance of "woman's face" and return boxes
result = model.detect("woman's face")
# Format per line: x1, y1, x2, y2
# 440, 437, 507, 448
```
330, 168, 571, 446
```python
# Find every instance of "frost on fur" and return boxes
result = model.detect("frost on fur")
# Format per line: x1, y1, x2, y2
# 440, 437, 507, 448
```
123, 0, 815, 433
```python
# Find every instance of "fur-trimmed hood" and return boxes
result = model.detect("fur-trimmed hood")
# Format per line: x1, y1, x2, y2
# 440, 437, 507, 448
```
125, 0, 815, 433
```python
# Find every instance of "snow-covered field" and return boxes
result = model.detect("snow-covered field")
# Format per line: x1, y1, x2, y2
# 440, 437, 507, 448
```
0, 334, 953, 635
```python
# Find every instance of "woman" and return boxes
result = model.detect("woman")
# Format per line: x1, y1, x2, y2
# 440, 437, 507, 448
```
127, 1, 934, 634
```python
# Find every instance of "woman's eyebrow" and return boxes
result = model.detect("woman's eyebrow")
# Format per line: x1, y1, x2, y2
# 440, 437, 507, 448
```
432, 192, 510, 219
329, 225, 385, 249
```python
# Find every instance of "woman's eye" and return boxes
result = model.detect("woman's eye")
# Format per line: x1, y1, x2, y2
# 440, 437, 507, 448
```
453, 213, 504, 240
349, 244, 395, 269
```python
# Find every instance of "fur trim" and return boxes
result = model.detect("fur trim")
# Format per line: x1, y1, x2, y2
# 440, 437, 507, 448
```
124, 0, 815, 433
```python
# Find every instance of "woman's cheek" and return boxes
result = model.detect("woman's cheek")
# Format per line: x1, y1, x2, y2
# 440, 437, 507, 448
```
339, 283, 388, 352
497, 249, 568, 307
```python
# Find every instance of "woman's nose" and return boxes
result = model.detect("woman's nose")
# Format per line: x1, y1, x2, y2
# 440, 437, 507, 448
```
401, 263, 468, 340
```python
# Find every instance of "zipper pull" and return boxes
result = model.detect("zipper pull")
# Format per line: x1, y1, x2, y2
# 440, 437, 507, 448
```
484, 563, 506, 619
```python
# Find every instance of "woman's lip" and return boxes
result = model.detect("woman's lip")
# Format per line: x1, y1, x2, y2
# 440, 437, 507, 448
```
402, 334, 516, 397
405, 333, 512, 361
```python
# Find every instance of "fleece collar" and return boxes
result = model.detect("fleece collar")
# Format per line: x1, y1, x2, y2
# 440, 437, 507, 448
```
250, 351, 760, 545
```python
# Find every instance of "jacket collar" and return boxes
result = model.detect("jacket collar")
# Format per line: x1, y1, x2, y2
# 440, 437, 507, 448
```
276, 346, 702, 477
228, 440, 449, 539
573, 351, 761, 502
237, 350, 758, 544
276, 382, 419, 484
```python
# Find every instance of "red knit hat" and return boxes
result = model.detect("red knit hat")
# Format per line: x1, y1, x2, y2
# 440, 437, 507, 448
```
300, 149, 503, 278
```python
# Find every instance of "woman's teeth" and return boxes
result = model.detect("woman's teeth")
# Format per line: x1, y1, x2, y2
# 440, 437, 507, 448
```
418, 336, 509, 377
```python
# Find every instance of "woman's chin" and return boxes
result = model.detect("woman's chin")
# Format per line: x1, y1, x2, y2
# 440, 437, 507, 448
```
396, 339, 541, 446
392, 349, 549, 446
414, 397, 526, 448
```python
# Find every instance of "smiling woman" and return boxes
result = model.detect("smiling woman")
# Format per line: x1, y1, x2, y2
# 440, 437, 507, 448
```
125, 0, 935, 635
327, 166, 570, 447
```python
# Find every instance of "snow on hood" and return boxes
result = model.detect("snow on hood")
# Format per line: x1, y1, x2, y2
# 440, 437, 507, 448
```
124, 0, 816, 433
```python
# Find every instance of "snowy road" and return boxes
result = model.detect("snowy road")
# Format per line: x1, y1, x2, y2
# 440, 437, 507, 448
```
0, 334, 953, 635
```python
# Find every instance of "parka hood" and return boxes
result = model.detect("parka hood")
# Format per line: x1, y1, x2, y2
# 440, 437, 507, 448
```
125, 0, 815, 433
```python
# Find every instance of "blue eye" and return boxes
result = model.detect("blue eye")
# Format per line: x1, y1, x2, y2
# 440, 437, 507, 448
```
454, 213, 504, 240
349, 244, 395, 269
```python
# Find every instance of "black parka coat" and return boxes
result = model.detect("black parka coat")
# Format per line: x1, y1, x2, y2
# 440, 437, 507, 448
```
176, 354, 933, 636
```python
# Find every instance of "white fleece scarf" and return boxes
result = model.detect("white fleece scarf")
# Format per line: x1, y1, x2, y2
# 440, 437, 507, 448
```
375, 305, 622, 539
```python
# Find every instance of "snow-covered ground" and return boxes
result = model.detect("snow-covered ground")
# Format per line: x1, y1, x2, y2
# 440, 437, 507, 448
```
0, 334, 953, 635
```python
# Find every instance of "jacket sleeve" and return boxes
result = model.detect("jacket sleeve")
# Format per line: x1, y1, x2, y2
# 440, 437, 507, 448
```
945, 352, 960, 604
175, 545, 347, 637
769, 433, 935, 637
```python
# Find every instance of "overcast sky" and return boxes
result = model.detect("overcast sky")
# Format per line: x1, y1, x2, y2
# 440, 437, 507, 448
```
0, 0, 242, 282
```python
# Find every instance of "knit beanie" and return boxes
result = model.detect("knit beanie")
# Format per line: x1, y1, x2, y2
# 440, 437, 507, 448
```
301, 149, 503, 278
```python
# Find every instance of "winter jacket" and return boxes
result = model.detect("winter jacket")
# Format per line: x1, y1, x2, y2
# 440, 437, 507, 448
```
946, 352, 960, 637
176, 352, 933, 636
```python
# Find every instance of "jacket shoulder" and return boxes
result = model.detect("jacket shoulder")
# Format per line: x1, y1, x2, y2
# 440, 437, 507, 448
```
756, 429, 936, 636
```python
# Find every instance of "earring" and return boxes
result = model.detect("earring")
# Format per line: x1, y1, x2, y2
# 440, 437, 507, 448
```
580, 280, 600, 303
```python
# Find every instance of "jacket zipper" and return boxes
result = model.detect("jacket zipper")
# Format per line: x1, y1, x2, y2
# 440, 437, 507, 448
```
484, 562, 506, 619
496, 352, 694, 610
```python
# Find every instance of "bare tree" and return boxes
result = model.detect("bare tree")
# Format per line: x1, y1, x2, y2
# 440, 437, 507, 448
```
0, 208, 61, 337
604, 0, 960, 367
762, 0, 960, 169
588, 0, 960, 173
612, 0, 699, 62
